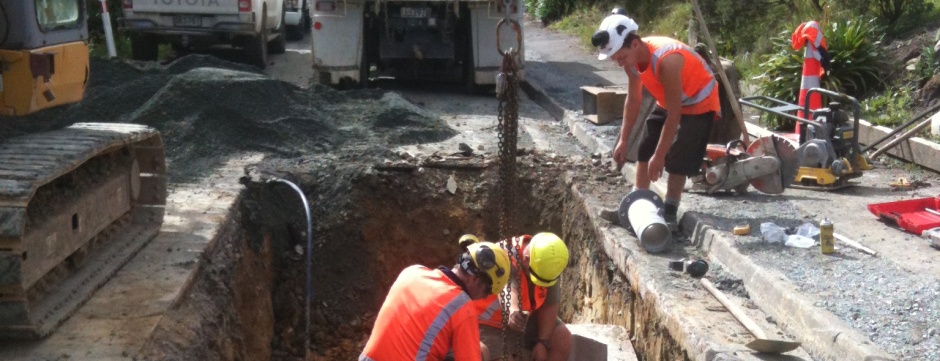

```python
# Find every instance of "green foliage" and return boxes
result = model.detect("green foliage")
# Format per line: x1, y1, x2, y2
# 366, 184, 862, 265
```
756, 19, 887, 102
754, 19, 888, 128
549, 6, 609, 49
697, 0, 797, 57
862, 85, 915, 126
915, 44, 940, 81
527, 0, 575, 23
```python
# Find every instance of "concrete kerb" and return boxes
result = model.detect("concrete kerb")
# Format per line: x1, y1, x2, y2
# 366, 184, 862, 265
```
683, 216, 895, 361
520, 79, 896, 360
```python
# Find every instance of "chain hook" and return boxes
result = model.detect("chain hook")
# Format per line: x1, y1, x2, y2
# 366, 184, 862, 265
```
495, 18, 522, 56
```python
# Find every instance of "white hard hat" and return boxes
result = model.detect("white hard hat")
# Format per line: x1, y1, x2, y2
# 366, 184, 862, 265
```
592, 14, 639, 60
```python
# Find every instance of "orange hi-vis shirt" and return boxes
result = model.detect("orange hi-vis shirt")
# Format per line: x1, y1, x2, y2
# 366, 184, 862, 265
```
474, 235, 549, 328
635, 36, 721, 117
360, 265, 481, 361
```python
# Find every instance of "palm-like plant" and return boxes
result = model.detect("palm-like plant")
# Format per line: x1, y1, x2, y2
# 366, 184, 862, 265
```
753, 19, 888, 128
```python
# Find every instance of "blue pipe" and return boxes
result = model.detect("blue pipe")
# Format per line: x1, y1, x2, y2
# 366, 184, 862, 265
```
269, 178, 313, 356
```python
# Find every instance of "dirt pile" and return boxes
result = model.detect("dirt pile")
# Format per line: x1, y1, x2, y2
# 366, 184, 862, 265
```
3, 55, 457, 182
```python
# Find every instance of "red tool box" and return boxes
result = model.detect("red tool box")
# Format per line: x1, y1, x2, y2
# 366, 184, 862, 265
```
868, 196, 940, 234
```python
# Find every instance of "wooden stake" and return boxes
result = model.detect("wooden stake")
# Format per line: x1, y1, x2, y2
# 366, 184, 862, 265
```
833, 232, 877, 256
689, 0, 750, 146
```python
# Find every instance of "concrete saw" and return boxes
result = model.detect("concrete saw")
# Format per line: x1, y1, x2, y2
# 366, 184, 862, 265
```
691, 134, 798, 195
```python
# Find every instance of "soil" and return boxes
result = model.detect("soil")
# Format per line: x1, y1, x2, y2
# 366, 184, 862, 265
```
1, 55, 455, 183
4, 15, 940, 360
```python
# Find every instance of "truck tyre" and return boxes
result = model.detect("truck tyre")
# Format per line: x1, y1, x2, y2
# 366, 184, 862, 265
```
245, 9, 269, 69
303, 1, 312, 32
130, 34, 159, 62
288, 1, 306, 41
270, 6, 288, 54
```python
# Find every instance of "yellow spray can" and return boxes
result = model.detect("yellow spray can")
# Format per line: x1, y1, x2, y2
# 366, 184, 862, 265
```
820, 218, 834, 254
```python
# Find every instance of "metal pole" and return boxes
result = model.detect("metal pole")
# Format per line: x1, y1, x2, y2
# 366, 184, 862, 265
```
99, 0, 117, 58
690, 0, 749, 146
270, 178, 314, 358
869, 117, 933, 159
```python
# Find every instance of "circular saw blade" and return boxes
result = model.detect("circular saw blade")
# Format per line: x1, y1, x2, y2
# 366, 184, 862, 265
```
746, 134, 799, 194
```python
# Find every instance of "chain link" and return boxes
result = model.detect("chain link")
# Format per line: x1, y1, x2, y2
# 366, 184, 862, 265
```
498, 239, 527, 360
496, 51, 519, 239
495, 3, 521, 359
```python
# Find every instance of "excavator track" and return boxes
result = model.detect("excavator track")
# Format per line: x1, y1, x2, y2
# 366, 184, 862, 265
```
0, 123, 166, 339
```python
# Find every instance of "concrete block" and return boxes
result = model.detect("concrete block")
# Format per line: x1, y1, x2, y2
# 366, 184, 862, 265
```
567, 324, 637, 361
931, 111, 940, 136
581, 86, 627, 125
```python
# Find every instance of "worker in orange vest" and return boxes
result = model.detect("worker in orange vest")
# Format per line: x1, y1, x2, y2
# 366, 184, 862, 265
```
592, 13, 721, 230
360, 239, 511, 361
472, 233, 572, 361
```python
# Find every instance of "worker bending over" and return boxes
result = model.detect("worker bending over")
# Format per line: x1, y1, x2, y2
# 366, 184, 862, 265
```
592, 13, 721, 229
472, 233, 572, 361
360, 240, 511, 361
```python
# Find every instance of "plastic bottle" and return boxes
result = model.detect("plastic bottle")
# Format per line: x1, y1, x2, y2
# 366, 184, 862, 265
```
820, 218, 834, 254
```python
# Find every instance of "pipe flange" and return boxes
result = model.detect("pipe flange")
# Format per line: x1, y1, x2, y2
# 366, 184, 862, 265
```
618, 189, 672, 253
618, 189, 664, 232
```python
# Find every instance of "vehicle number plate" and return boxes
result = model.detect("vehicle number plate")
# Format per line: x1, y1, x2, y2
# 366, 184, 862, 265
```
400, 7, 429, 18
173, 15, 202, 27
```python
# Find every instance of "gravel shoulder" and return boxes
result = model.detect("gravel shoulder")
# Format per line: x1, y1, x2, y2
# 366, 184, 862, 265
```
523, 20, 940, 360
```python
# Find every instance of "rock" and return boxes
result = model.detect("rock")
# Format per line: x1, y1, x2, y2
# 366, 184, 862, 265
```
446, 175, 457, 194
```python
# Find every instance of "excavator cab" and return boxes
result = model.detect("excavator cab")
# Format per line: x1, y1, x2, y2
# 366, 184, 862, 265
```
0, 0, 90, 115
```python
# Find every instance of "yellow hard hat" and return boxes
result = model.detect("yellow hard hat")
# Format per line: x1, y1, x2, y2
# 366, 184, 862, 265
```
458, 234, 481, 249
466, 241, 510, 295
527, 232, 569, 287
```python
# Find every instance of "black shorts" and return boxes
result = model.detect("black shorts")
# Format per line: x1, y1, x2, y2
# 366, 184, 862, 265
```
637, 107, 715, 176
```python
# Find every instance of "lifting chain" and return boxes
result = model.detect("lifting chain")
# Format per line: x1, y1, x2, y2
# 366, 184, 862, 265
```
494, 2, 522, 359
498, 239, 527, 360
495, 0, 521, 240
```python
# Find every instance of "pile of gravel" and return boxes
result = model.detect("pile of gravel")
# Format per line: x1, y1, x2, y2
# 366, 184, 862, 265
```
3, 55, 457, 181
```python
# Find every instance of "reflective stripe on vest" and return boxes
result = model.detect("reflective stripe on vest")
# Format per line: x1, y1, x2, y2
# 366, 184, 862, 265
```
360, 266, 478, 361
636, 36, 721, 116
648, 43, 718, 108
416, 292, 471, 361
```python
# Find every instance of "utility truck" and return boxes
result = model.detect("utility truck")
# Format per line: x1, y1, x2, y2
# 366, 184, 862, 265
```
120, 0, 288, 69
310, 0, 525, 88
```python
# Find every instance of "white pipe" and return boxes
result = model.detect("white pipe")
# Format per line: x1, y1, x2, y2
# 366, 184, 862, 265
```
626, 198, 670, 252
99, 0, 117, 58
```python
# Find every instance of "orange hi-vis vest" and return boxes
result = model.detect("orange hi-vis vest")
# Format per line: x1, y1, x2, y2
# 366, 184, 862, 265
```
360, 265, 481, 361
474, 235, 549, 328
792, 21, 828, 131
635, 36, 721, 117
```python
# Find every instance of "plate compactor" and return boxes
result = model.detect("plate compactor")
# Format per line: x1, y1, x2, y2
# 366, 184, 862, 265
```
739, 88, 873, 189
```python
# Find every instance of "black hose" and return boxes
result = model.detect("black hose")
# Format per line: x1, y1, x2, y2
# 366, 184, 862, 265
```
268, 178, 313, 357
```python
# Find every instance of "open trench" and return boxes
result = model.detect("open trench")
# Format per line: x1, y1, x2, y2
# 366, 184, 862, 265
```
137, 154, 689, 361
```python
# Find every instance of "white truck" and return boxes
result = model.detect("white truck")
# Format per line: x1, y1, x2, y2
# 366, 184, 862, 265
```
310, 0, 524, 88
284, 0, 313, 40
119, 0, 288, 69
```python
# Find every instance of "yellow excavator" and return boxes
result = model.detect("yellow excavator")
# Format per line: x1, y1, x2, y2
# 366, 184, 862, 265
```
0, 0, 167, 338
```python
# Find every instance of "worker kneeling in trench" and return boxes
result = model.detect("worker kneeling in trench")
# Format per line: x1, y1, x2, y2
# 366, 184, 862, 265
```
472, 233, 573, 361
360, 241, 511, 361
